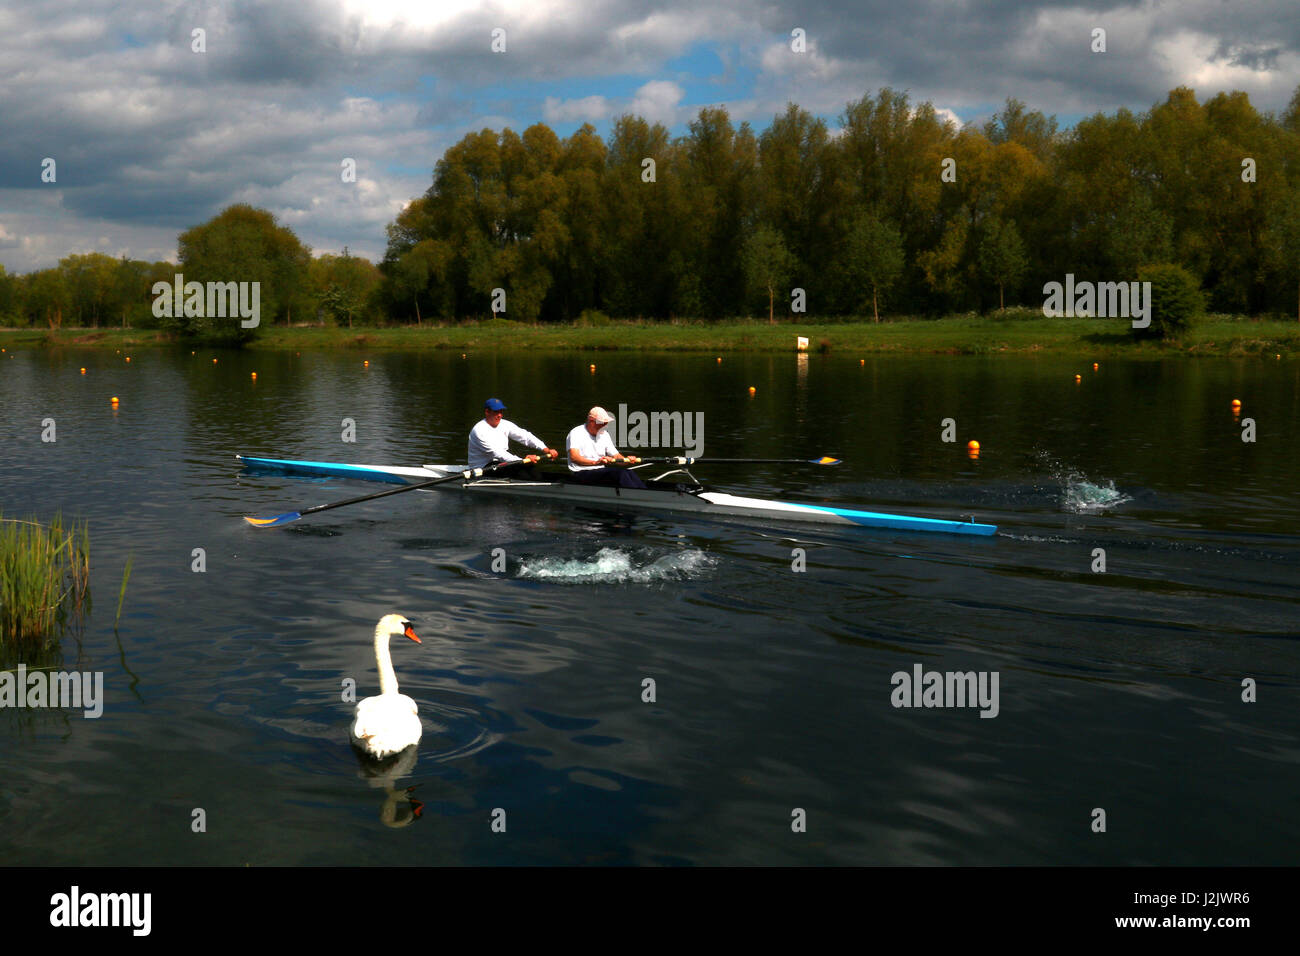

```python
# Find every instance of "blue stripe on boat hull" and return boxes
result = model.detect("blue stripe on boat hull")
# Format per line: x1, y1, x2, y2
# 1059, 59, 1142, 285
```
785, 502, 997, 535
236, 456, 411, 484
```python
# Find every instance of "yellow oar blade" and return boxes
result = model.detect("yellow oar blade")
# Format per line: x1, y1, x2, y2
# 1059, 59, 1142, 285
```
244, 512, 302, 527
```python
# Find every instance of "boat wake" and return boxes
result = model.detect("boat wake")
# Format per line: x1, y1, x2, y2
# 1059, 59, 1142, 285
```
516, 547, 715, 584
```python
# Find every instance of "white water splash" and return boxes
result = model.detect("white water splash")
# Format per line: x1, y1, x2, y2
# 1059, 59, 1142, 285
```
1064, 476, 1132, 513
517, 547, 714, 583
1033, 452, 1132, 514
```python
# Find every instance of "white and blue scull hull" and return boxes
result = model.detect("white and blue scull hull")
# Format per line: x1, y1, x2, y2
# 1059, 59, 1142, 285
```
236, 455, 998, 536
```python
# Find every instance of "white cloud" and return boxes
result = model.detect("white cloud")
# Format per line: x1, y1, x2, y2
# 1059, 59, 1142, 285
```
629, 80, 685, 125
543, 94, 612, 124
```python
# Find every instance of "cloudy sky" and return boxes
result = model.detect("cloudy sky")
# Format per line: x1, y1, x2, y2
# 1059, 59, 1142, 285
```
1, 0, 1296, 273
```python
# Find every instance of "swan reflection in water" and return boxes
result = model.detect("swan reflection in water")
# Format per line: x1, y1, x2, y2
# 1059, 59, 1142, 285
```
353, 742, 424, 828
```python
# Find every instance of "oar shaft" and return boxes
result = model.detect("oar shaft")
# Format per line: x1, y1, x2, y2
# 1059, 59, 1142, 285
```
297, 468, 479, 518
246, 463, 499, 526
631, 456, 842, 466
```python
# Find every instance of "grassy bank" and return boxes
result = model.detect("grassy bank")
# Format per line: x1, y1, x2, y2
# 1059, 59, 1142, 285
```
2, 313, 1297, 356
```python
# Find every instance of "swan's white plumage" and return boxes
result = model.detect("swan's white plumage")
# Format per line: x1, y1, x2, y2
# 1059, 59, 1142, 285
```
350, 613, 422, 759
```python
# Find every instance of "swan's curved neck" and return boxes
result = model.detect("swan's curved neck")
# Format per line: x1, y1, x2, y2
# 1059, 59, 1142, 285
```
374, 623, 399, 695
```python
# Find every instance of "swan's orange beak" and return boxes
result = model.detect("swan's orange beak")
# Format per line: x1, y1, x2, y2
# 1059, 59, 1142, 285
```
404, 624, 421, 644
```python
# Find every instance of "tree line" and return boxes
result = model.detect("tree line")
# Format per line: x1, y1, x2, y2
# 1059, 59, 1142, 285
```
2, 84, 1298, 340
0, 206, 380, 343
378, 85, 1300, 323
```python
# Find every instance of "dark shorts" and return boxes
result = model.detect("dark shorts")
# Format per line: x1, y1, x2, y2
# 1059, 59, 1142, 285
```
567, 466, 648, 489
488, 460, 546, 480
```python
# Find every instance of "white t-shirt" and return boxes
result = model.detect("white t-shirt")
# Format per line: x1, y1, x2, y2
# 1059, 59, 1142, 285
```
566, 424, 619, 471
467, 418, 547, 469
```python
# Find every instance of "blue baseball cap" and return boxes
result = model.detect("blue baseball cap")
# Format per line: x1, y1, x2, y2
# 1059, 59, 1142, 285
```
484, 398, 507, 411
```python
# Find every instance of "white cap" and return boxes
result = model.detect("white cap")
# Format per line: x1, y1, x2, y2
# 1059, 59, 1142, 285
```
588, 406, 614, 424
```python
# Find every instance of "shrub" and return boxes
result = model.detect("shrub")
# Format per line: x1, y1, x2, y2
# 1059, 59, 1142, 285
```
575, 309, 612, 327
1135, 263, 1204, 338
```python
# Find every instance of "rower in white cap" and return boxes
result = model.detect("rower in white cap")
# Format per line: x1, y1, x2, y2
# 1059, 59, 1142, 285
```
566, 406, 647, 488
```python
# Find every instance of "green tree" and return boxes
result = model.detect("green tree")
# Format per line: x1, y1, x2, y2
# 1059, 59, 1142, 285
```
842, 210, 904, 321
176, 204, 311, 344
1283, 84, 1300, 132
600, 114, 674, 317
917, 215, 969, 310
58, 253, 119, 326
682, 107, 757, 317
758, 104, 835, 293
1136, 263, 1204, 338
1264, 186, 1300, 321
23, 269, 70, 327
1102, 191, 1173, 276
837, 89, 955, 311
983, 98, 1059, 163
978, 218, 1029, 311
741, 226, 795, 322
0, 264, 16, 323
311, 249, 382, 328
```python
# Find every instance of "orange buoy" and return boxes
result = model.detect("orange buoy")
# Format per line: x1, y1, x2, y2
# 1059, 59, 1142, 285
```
1231, 399, 1242, 408
1075, 374, 1082, 382
212, 358, 218, 364
251, 372, 257, 380
110, 396, 119, 405
967, 440, 980, 451
748, 386, 756, 395
80, 368, 86, 375
125, 356, 131, 363
1092, 363, 1099, 370
363, 360, 369, 367
860, 359, 865, 366
590, 364, 596, 373
716, 357, 722, 363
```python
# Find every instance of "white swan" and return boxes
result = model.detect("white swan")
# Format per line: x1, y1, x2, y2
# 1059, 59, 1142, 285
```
350, 614, 423, 760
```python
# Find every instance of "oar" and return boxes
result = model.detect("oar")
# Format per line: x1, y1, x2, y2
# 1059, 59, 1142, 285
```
245, 463, 504, 528
629, 455, 842, 466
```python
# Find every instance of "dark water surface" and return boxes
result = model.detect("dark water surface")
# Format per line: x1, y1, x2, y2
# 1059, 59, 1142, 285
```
2, 347, 1297, 865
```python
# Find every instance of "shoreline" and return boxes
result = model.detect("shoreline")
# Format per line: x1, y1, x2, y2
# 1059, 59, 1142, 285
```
1, 315, 1296, 357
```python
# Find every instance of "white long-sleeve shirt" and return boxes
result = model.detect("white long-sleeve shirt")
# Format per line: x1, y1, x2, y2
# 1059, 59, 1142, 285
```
467, 418, 548, 468
566, 424, 620, 471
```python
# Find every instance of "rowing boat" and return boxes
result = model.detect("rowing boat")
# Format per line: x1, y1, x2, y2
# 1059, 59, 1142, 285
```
237, 455, 997, 536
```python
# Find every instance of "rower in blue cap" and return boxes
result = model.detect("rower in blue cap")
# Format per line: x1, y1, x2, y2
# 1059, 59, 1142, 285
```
466, 398, 558, 476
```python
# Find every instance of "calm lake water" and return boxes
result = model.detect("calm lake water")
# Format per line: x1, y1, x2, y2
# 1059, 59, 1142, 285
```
1, 346, 1297, 865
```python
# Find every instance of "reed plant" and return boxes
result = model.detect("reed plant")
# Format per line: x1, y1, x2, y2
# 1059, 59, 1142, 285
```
0, 512, 91, 651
